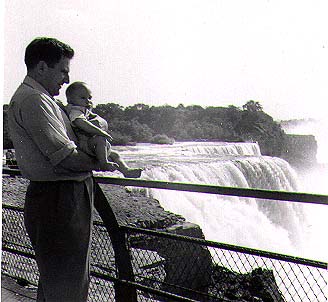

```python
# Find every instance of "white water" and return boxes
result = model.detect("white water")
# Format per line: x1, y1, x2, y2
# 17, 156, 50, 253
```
103, 141, 328, 301
281, 119, 328, 264
108, 141, 327, 262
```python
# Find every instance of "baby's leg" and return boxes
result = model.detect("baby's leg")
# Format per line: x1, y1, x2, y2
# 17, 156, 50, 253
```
89, 136, 108, 162
109, 151, 142, 178
88, 136, 116, 170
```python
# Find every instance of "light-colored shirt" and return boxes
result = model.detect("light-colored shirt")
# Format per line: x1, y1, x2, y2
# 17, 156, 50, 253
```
8, 76, 91, 181
65, 104, 110, 156
66, 104, 93, 123
66, 104, 108, 131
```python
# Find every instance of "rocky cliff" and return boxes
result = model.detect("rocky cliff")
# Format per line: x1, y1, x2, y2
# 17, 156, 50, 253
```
280, 134, 318, 168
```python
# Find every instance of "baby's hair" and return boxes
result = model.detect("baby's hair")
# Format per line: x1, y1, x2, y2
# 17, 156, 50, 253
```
66, 81, 88, 103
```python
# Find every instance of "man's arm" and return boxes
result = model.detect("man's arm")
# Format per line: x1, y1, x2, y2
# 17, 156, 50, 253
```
58, 149, 118, 172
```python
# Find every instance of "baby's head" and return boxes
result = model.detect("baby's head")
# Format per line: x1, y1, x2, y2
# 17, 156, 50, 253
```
66, 81, 92, 108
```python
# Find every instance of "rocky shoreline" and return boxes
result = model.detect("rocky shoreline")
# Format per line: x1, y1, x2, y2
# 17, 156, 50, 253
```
2, 175, 285, 302
2, 175, 185, 227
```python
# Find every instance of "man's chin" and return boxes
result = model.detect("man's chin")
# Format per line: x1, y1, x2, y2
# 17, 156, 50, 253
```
52, 89, 60, 97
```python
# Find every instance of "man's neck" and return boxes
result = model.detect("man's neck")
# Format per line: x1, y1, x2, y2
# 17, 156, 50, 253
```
26, 72, 52, 97
26, 71, 41, 83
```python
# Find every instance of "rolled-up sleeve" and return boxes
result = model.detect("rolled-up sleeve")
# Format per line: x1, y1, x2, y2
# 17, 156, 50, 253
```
68, 107, 87, 123
19, 94, 77, 166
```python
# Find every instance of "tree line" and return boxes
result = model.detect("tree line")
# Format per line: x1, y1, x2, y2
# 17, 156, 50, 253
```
3, 100, 287, 157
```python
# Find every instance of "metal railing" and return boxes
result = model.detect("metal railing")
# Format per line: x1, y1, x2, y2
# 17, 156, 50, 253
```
2, 168, 328, 301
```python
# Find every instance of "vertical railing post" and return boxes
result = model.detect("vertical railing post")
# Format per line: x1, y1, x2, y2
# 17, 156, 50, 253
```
94, 182, 137, 302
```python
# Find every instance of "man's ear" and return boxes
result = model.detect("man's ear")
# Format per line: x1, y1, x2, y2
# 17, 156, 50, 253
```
36, 61, 49, 75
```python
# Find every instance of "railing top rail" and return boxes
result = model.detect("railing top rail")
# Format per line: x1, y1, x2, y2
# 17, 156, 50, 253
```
3, 167, 328, 205
94, 176, 328, 205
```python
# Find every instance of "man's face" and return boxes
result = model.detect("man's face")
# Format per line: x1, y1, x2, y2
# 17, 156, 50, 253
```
43, 57, 70, 96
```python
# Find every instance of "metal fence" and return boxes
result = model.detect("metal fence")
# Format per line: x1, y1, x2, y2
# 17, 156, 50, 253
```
2, 171, 328, 301
123, 226, 328, 302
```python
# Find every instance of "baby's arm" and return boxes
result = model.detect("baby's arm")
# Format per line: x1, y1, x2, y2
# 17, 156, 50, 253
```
73, 118, 113, 140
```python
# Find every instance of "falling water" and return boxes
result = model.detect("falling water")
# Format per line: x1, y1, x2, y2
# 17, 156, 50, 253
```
110, 141, 327, 260
280, 119, 328, 263
105, 141, 328, 302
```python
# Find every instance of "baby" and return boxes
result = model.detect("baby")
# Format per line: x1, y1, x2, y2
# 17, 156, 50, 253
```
65, 81, 142, 178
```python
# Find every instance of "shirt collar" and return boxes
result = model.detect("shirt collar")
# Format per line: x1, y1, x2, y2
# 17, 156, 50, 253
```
23, 75, 53, 99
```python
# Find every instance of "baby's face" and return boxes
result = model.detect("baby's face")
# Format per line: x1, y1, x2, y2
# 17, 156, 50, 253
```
70, 85, 93, 108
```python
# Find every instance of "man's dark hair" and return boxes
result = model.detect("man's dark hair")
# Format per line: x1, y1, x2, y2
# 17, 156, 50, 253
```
25, 37, 74, 70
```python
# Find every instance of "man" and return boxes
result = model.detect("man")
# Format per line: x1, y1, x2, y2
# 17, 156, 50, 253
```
8, 37, 118, 301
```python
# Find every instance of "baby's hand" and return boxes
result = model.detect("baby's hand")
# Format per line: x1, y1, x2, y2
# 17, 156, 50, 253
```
100, 131, 113, 141
105, 133, 113, 141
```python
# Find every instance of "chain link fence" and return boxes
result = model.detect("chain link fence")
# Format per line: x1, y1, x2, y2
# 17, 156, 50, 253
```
2, 202, 327, 301
124, 226, 328, 302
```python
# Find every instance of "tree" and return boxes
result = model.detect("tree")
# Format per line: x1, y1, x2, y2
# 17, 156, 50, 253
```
109, 118, 153, 143
148, 105, 177, 134
242, 100, 263, 112
234, 110, 286, 156
2, 101, 287, 150
93, 103, 124, 120
124, 103, 150, 124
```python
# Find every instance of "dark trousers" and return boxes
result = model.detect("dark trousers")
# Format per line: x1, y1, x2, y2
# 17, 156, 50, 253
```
24, 178, 94, 302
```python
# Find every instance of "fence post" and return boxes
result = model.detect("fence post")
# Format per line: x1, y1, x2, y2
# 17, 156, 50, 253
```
94, 182, 137, 302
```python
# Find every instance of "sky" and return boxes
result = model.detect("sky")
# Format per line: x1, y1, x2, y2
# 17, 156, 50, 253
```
2, 0, 328, 120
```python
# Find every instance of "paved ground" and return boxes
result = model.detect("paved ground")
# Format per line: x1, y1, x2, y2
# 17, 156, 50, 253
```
1, 275, 36, 301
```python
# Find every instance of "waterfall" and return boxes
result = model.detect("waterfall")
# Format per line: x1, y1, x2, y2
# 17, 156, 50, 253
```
112, 141, 324, 260
142, 156, 305, 255
180, 142, 261, 156
108, 141, 327, 302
